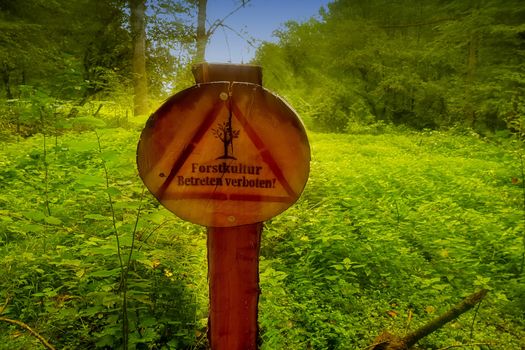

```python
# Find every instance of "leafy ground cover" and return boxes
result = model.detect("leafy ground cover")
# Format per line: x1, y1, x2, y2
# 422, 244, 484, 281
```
0, 127, 523, 349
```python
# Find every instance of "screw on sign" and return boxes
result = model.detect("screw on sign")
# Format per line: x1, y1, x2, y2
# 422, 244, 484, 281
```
137, 63, 310, 349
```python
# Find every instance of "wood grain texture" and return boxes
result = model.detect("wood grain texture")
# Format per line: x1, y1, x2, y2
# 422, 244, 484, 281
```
207, 223, 262, 350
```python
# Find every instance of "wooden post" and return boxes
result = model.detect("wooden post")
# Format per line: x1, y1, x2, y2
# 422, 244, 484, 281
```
137, 62, 310, 350
191, 62, 262, 86
207, 223, 262, 349
193, 63, 263, 350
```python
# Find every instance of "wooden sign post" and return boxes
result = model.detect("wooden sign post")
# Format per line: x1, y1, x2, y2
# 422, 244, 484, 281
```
137, 63, 310, 349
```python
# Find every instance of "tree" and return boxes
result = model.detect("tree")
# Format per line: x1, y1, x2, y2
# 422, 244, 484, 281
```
195, 0, 208, 63
0, 0, 65, 99
130, 0, 148, 116
255, 0, 525, 134
212, 120, 240, 159
76, 1, 131, 103
191, 0, 252, 63
0, 0, 132, 102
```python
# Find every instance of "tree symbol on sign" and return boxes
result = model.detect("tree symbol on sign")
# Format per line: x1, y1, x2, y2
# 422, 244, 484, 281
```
212, 120, 240, 159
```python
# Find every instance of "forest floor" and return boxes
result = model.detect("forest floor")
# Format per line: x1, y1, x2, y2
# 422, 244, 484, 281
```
0, 127, 524, 349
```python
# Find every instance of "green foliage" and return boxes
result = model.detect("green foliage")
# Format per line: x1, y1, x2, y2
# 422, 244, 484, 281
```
0, 0, 196, 127
0, 123, 524, 348
0, 0, 130, 99
255, 0, 525, 135
1, 1, 523, 348
258, 131, 524, 349
0, 129, 208, 349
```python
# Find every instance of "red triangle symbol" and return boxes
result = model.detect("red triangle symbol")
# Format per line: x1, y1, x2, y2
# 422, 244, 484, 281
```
156, 96, 297, 203
137, 82, 310, 227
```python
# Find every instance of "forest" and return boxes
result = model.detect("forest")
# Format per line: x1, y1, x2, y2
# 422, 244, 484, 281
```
0, 0, 524, 349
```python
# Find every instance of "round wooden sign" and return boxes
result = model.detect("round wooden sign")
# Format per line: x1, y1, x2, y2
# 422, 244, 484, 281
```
137, 82, 310, 227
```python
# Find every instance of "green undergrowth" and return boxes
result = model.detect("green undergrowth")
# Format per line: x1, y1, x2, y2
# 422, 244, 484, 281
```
260, 131, 524, 349
0, 128, 523, 349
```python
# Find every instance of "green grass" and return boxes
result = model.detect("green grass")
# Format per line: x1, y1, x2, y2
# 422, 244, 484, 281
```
0, 128, 523, 349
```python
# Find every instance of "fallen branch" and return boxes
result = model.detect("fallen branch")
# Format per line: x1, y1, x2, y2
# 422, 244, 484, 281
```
370, 289, 488, 350
0, 316, 56, 350
438, 342, 493, 349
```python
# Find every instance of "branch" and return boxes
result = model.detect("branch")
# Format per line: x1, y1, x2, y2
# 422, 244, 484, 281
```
438, 343, 494, 350
219, 23, 258, 49
370, 289, 488, 350
0, 316, 56, 350
404, 289, 487, 348
207, 0, 252, 36
0, 297, 9, 314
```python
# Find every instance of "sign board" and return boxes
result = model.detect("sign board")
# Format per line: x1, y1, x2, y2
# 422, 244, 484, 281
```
137, 81, 310, 227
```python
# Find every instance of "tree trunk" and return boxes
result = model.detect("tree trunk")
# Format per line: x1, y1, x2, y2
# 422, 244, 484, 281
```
130, 0, 148, 116
1, 64, 13, 100
464, 32, 479, 127
195, 0, 208, 63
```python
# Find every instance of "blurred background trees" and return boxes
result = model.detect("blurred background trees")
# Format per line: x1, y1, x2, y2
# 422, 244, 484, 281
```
256, 0, 525, 135
0, 0, 195, 108
0, 0, 523, 136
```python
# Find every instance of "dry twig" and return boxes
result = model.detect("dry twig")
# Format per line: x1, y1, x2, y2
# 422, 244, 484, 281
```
0, 316, 56, 350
